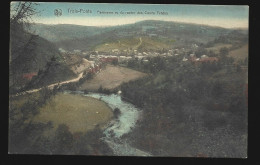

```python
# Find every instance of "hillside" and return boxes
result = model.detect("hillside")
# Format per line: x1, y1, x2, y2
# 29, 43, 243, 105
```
55, 31, 119, 51
94, 37, 173, 52
120, 56, 247, 157
27, 20, 246, 51
26, 59, 77, 89
10, 26, 77, 93
10, 31, 61, 74
228, 44, 248, 62
27, 23, 111, 42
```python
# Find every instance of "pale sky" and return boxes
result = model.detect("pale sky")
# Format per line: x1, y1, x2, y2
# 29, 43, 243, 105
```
11, 2, 249, 29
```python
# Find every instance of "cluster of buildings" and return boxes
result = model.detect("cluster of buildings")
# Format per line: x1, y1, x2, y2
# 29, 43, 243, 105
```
182, 54, 219, 63
87, 47, 190, 64
57, 42, 219, 77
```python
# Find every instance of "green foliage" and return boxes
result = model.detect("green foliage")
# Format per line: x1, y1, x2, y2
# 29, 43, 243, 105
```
52, 124, 74, 154
73, 128, 113, 155
98, 85, 112, 95
112, 59, 118, 65
10, 7, 64, 93
26, 58, 76, 89
219, 47, 229, 57
121, 55, 247, 156
113, 108, 121, 118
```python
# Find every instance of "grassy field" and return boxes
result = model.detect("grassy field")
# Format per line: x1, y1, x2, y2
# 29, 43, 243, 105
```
228, 44, 248, 62
32, 93, 113, 134
79, 64, 147, 91
205, 43, 233, 53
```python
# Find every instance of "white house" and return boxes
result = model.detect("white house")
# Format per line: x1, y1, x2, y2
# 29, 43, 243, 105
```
182, 57, 188, 61
201, 55, 208, 58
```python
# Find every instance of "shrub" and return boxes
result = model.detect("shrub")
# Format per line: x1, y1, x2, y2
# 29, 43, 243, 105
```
113, 108, 121, 118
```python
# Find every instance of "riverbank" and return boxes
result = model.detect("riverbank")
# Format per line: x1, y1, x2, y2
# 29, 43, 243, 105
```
32, 92, 113, 134
83, 92, 152, 156
9, 89, 152, 156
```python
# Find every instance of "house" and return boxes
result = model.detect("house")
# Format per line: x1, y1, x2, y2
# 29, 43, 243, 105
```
88, 64, 101, 74
192, 44, 198, 49
119, 56, 132, 62
189, 54, 197, 62
190, 54, 195, 57
201, 55, 208, 58
136, 56, 145, 60
148, 33, 157, 37
182, 57, 188, 61
199, 57, 218, 62
143, 59, 149, 63
89, 55, 96, 60
22, 72, 37, 80
73, 49, 81, 53
89, 61, 95, 68
112, 49, 119, 53
100, 57, 118, 63
59, 48, 66, 53
143, 52, 148, 55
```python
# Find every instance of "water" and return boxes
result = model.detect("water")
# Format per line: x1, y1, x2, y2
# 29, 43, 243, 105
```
85, 93, 141, 138
65, 90, 151, 156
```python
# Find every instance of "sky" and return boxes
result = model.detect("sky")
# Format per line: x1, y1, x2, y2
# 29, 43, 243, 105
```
11, 2, 249, 29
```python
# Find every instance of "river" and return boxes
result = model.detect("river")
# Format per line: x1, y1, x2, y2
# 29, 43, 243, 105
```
65, 90, 152, 156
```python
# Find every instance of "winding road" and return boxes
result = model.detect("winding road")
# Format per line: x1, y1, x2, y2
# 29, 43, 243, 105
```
135, 37, 142, 49
10, 58, 93, 97
11, 72, 84, 97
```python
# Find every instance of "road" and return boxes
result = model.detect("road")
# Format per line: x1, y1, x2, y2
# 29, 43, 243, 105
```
132, 37, 142, 50
12, 72, 84, 97
11, 58, 93, 97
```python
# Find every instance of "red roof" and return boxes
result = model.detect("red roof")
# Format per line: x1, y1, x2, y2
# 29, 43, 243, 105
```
22, 72, 37, 80
199, 57, 219, 62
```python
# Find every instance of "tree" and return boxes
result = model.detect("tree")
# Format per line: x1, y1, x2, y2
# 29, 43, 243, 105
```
112, 59, 118, 65
53, 124, 73, 154
113, 108, 121, 118
10, 2, 40, 29
10, 2, 40, 91
219, 47, 229, 57
10, 2, 40, 60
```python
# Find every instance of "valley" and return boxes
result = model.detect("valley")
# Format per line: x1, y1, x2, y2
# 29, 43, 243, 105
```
9, 6, 248, 157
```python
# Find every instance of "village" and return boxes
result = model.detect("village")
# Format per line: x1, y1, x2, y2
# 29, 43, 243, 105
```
57, 43, 220, 76
20, 42, 221, 85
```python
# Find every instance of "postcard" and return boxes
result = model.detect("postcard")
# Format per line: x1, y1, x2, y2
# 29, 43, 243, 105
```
9, 2, 248, 157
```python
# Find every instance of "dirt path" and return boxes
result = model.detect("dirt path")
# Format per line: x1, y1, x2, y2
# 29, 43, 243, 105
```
134, 37, 142, 50
12, 72, 84, 97
11, 58, 92, 97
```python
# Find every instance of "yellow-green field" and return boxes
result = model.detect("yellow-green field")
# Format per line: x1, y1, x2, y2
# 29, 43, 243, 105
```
32, 93, 113, 134
79, 65, 147, 90
94, 37, 172, 52
205, 43, 233, 53
228, 44, 248, 62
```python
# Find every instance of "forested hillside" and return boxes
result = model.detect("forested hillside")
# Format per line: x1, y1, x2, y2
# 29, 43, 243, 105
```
27, 20, 244, 52
120, 54, 247, 157
10, 11, 76, 94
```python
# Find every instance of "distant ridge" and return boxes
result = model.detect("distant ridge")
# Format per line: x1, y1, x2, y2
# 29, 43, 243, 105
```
27, 20, 247, 51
